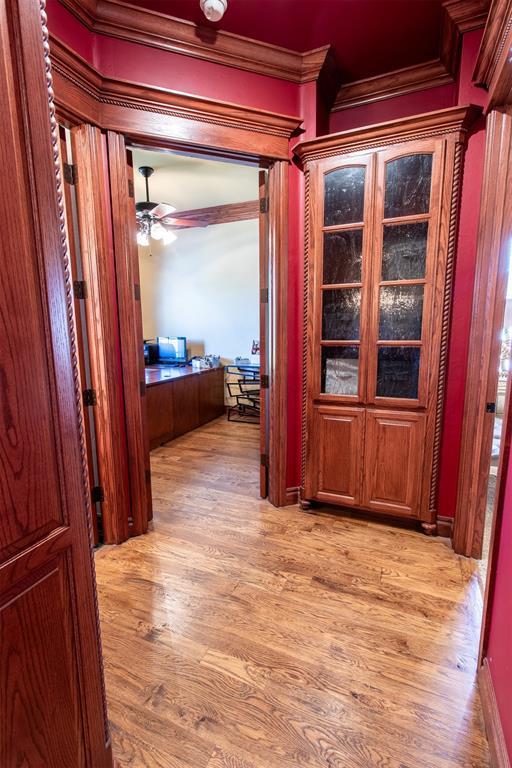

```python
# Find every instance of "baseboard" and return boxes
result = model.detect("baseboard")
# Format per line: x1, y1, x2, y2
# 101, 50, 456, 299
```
436, 515, 454, 538
478, 659, 511, 768
285, 486, 300, 505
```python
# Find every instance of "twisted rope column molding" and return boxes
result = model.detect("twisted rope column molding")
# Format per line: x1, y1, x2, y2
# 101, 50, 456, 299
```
427, 138, 465, 533
39, 0, 111, 745
300, 168, 311, 510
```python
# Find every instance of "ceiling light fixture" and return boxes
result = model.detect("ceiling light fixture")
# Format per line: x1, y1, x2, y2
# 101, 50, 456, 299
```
200, 0, 227, 22
136, 165, 178, 247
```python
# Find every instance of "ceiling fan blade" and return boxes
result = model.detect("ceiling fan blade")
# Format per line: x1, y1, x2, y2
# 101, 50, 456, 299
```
162, 217, 208, 229
151, 203, 176, 219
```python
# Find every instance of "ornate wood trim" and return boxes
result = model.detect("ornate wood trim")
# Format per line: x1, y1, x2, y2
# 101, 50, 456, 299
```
453, 108, 512, 556
473, 0, 512, 105
50, 35, 302, 160
171, 200, 259, 228
333, 59, 455, 112
443, 0, 491, 32
57, 0, 333, 84
294, 105, 482, 163
478, 659, 512, 768
300, 167, 310, 501
268, 161, 288, 508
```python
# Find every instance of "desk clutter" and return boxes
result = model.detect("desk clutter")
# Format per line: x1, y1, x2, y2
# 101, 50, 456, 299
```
226, 364, 260, 424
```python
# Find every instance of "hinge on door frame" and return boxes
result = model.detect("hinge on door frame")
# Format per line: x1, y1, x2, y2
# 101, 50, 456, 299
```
128, 178, 135, 198
486, 402, 496, 413
260, 374, 269, 389
63, 162, 78, 185
260, 453, 269, 468
260, 197, 269, 214
83, 388, 97, 407
260, 287, 269, 304
140, 381, 146, 396
73, 280, 87, 300
91, 485, 105, 504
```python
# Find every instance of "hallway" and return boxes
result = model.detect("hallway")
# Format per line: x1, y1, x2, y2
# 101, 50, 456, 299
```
95, 418, 490, 768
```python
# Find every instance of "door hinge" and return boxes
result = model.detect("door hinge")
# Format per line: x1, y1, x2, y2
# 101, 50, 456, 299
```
128, 178, 135, 198
486, 402, 496, 413
140, 381, 146, 396
260, 287, 269, 304
260, 374, 269, 389
145, 468, 151, 483
63, 163, 78, 185
260, 197, 269, 214
73, 280, 87, 300
260, 453, 269, 468
91, 485, 105, 504
134, 283, 141, 301
83, 388, 97, 407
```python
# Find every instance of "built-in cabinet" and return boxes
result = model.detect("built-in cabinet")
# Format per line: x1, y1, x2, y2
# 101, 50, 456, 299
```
296, 106, 480, 531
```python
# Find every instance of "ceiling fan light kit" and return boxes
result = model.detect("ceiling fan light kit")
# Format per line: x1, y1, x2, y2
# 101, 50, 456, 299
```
136, 165, 178, 246
200, 0, 227, 22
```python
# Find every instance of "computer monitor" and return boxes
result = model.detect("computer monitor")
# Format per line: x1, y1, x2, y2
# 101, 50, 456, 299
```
157, 336, 187, 364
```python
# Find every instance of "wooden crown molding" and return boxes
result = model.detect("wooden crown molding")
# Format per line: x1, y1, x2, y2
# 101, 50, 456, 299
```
332, 59, 454, 112
473, 0, 512, 106
333, 2, 490, 114
169, 200, 259, 229
478, 660, 512, 768
294, 104, 482, 163
57, 0, 333, 84
443, 0, 491, 32
50, 35, 302, 159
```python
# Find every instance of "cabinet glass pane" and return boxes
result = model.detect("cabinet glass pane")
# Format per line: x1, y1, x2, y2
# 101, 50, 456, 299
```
382, 221, 428, 280
377, 347, 420, 399
322, 288, 360, 340
384, 154, 433, 218
324, 166, 365, 226
323, 229, 363, 284
321, 346, 359, 395
379, 285, 424, 340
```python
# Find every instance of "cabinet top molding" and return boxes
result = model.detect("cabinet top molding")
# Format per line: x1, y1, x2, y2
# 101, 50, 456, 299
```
57, 0, 333, 84
294, 104, 483, 164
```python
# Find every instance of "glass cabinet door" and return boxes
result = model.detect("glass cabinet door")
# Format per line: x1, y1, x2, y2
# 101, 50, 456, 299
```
318, 158, 373, 400
368, 147, 438, 405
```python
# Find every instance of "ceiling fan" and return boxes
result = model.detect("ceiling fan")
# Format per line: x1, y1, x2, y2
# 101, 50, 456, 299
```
136, 165, 208, 247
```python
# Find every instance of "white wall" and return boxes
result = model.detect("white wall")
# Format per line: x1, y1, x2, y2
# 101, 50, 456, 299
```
139, 219, 259, 364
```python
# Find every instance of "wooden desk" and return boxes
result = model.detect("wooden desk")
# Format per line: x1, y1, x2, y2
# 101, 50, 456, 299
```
145, 365, 225, 449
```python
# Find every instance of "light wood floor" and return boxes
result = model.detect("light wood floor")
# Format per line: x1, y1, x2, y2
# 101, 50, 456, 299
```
95, 416, 490, 768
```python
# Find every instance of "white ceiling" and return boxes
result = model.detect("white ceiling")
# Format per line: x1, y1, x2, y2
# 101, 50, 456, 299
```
132, 148, 260, 211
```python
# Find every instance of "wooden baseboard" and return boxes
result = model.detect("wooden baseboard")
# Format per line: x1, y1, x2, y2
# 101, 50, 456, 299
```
437, 515, 454, 538
478, 659, 511, 768
285, 486, 300, 505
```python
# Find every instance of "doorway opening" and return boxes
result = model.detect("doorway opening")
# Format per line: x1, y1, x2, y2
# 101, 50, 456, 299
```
132, 145, 268, 510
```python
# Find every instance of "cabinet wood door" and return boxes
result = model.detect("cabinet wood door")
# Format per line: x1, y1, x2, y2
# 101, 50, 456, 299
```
0, 1, 111, 764
307, 406, 365, 506
362, 410, 426, 518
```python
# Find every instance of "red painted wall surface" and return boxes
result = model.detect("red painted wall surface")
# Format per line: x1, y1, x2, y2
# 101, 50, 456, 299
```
487, 454, 512, 757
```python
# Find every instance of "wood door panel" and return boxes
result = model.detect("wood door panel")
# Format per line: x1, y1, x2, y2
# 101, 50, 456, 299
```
0, 0, 112, 763
363, 409, 426, 517
1, 557, 85, 767
309, 406, 364, 505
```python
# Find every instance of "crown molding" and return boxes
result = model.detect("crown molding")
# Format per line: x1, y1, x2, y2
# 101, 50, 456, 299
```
332, 59, 454, 112
294, 104, 482, 163
443, 0, 491, 32
57, 0, 333, 84
49, 35, 302, 159
473, 0, 512, 106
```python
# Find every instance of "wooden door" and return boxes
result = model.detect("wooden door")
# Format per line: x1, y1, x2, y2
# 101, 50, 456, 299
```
259, 169, 269, 497
0, 1, 112, 765
306, 406, 365, 506
362, 410, 426, 517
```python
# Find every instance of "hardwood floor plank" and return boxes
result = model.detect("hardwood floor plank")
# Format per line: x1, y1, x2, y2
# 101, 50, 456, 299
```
95, 416, 490, 768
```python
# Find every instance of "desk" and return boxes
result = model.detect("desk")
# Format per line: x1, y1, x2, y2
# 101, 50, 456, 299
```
145, 365, 225, 449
